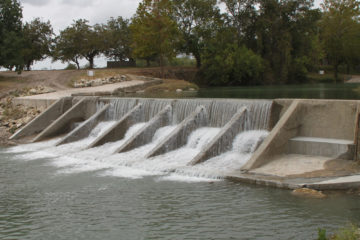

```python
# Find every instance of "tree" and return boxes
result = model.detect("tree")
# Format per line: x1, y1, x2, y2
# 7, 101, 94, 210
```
22, 18, 53, 70
130, 0, 179, 67
255, 0, 319, 83
220, 0, 258, 48
200, 28, 263, 85
320, 0, 360, 82
103, 16, 134, 63
171, 0, 221, 68
0, 0, 23, 71
52, 22, 84, 69
53, 19, 104, 69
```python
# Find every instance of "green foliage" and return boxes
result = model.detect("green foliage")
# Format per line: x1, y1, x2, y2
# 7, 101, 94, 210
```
172, 0, 221, 68
332, 224, 360, 240
53, 19, 104, 69
169, 56, 196, 67
22, 18, 53, 70
103, 16, 133, 63
201, 40, 263, 85
320, 0, 360, 81
0, 0, 23, 71
130, 0, 180, 67
318, 228, 328, 240
64, 63, 77, 70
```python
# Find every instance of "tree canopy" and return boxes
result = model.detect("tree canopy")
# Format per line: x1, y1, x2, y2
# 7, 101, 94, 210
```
22, 18, 53, 70
130, 0, 179, 67
1, 0, 360, 85
0, 0, 23, 71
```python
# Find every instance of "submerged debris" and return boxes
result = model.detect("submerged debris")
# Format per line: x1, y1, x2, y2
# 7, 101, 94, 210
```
292, 188, 327, 198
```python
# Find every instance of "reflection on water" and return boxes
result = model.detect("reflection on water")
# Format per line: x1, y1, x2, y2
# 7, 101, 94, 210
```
123, 83, 360, 100
0, 147, 360, 240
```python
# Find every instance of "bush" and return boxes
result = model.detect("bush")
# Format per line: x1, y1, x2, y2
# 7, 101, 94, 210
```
200, 44, 263, 86
64, 63, 77, 70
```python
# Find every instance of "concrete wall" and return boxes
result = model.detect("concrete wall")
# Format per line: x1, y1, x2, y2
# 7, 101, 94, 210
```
241, 100, 301, 171
242, 99, 360, 171
88, 103, 143, 148
10, 97, 73, 140
189, 107, 247, 165
32, 97, 99, 142
146, 105, 207, 158
56, 103, 110, 145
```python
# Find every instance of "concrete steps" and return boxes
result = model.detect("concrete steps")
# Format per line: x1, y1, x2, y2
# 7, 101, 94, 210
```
287, 136, 355, 160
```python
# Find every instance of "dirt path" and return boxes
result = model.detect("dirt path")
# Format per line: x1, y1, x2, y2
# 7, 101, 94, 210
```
346, 75, 360, 83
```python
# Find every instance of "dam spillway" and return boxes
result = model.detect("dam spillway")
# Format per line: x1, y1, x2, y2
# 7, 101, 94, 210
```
8, 97, 360, 184
8, 97, 272, 179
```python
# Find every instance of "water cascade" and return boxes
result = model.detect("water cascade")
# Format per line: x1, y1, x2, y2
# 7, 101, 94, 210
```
9, 98, 272, 180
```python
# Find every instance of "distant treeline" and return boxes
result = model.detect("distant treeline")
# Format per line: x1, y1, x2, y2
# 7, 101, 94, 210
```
1, 0, 360, 85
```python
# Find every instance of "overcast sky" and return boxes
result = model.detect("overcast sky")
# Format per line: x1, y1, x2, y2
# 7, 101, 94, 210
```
18, 0, 324, 70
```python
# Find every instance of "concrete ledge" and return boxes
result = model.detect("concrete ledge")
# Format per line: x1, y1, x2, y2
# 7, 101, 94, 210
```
115, 105, 172, 153
189, 107, 247, 165
146, 105, 207, 158
226, 174, 304, 190
305, 175, 360, 190
10, 97, 73, 140
32, 98, 88, 142
56, 104, 110, 146
288, 137, 355, 160
241, 100, 300, 171
88, 103, 143, 148
12, 97, 57, 109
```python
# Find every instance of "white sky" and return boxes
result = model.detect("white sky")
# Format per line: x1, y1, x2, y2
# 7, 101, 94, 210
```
18, 0, 324, 70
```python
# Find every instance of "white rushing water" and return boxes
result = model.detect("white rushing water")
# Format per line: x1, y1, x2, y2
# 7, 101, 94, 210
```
7, 99, 271, 182
7, 124, 268, 181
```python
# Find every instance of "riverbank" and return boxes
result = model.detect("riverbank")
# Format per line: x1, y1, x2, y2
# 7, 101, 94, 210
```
0, 68, 199, 146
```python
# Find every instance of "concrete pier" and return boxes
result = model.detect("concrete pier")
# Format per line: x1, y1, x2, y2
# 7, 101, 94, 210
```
189, 107, 247, 165
146, 105, 207, 158
10, 97, 73, 140
115, 105, 172, 153
56, 104, 110, 146
88, 103, 143, 148
32, 98, 92, 142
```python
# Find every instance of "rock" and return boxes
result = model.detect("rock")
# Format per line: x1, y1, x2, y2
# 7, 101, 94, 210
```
16, 123, 22, 128
121, 75, 127, 81
176, 89, 183, 92
292, 188, 326, 198
189, 88, 196, 91
29, 88, 37, 95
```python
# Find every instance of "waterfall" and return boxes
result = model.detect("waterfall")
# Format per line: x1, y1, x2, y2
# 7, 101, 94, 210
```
10, 98, 273, 181
99, 98, 272, 129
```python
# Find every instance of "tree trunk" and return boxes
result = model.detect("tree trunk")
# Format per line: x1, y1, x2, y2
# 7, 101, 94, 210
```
146, 59, 150, 67
73, 58, 80, 70
194, 53, 201, 68
26, 62, 31, 71
334, 63, 339, 83
89, 57, 94, 69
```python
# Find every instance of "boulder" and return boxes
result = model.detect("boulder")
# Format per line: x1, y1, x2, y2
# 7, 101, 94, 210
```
29, 88, 37, 95
292, 188, 326, 198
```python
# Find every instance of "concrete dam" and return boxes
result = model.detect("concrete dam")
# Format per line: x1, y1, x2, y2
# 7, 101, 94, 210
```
9, 97, 360, 185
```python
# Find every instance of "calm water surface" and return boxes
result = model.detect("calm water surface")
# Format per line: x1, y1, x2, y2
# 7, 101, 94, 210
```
127, 83, 360, 100
1, 147, 359, 240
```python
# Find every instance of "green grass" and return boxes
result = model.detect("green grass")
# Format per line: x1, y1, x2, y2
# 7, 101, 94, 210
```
317, 224, 360, 240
